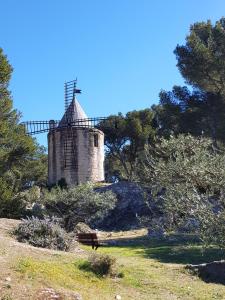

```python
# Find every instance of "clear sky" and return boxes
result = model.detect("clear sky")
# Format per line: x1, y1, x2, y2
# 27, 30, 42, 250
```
0, 0, 224, 146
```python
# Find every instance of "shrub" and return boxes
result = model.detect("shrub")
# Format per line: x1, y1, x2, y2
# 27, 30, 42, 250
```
43, 183, 117, 231
80, 253, 117, 277
14, 217, 73, 251
139, 135, 225, 247
0, 177, 26, 218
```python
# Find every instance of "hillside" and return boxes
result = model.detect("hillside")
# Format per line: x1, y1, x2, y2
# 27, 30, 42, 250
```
0, 219, 225, 299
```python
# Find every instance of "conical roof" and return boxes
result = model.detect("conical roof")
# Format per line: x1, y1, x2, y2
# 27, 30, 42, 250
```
59, 98, 88, 126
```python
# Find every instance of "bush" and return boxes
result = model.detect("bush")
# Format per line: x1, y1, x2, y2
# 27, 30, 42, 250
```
139, 135, 225, 247
198, 210, 225, 248
80, 253, 117, 277
43, 183, 117, 231
14, 217, 73, 251
0, 177, 26, 218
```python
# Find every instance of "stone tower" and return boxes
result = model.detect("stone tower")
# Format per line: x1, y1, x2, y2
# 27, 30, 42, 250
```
48, 98, 104, 186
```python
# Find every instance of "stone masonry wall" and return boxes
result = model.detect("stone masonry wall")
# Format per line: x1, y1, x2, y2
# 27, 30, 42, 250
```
48, 127, 104, 186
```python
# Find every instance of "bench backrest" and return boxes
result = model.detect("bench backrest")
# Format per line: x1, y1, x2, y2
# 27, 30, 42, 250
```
77, 233, 99, 246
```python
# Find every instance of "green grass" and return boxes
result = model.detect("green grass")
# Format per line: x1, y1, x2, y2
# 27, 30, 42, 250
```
14, 235, 225, 300
16, 257, 116, 299
97, 235, 225, 264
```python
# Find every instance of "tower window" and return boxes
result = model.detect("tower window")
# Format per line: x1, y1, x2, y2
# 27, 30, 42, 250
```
94, 134, 98, 147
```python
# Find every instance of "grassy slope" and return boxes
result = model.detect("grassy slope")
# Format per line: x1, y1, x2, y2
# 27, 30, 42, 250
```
1, 221, 225, 299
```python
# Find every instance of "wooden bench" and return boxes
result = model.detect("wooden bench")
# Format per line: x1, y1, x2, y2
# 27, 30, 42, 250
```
77, 232, 100, 250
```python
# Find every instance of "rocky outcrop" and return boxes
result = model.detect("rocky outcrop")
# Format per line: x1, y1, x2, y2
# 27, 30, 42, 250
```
73, 222, 94, 234
186, 260, 225, 284
95, 181, 150, 230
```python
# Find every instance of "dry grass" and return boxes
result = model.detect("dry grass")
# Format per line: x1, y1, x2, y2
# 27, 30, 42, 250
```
0, 219, 225, 299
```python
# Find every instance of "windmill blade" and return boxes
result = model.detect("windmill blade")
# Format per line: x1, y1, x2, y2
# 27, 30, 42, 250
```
61, 117, 108, 128
21, 117, 109, 135
65, 79, 82, 111
21, 120, 59, 135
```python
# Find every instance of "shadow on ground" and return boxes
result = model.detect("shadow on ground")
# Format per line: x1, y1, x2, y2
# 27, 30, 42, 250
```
101, 234, 225, 265
186, 261, 225, 285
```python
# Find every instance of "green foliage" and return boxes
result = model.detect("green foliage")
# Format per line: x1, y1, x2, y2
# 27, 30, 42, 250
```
14, 217, 73, 251
175, 18, 225, 96
155, 18, 225, 147
19, 186, 41, 204
80, 253, 117, 277
198, 210, 225, 248
142, 134, 224, 191
20, 145, 47, 187
99, 109, 156, 181
1, 295, 13, 300
156, 86, 225, 145
0, 48, 47, 217
0, 178, 26, 218
14, 237, 225, 299
43, 183, 117, 231
140, 134, 225, 246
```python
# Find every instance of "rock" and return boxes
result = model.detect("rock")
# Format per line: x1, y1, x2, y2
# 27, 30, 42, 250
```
5, 276, 11, 282
115, 295, 122, 300
36, 288, 63, 300
95, 181, 150, 230
178, 218, 199, 233
147, 217, 166, 239
36, 288, 83, 300
71, 292, 83, 300
186, 260, 225, 284
74, 222, 94, 234
148, 227, 166, 239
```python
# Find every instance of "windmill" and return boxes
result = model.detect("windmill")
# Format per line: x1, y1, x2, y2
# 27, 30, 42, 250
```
22, 79, 106, 186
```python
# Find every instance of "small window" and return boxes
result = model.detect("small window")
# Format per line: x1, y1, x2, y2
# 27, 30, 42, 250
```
94, 134, 98, 147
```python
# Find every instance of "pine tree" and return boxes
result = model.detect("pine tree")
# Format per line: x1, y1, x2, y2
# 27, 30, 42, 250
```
175, 18, 225, 96
0, 48, 47, 217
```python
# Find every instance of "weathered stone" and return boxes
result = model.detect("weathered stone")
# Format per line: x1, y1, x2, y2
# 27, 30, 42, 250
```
5, 276, 11, 282
71, 292, 83, 300
178, 218, 199, 233
36, 288, 83, 300
147, 217, 166, 239
36, 288, 63, 300
73, 222, 93, 234
186, 260, 225, 284
48, 99, 104, 187
147, 227, 166, 239
95, 181, 150, 230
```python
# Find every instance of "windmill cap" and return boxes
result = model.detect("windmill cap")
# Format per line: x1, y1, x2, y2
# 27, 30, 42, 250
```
59, 98, 88, 126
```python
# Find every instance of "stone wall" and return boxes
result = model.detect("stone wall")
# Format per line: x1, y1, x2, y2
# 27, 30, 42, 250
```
48, 127, 104, 186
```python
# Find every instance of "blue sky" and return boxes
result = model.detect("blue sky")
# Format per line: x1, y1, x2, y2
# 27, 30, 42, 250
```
0, 0, 224, 146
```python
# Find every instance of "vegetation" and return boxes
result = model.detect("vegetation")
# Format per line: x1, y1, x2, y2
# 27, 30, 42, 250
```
140, 134, 225, 246
14, 217, 73, 251
1, 16, 225, 295
99, 18, 225, 182
43, 183, 117, 231
0, 48, 47, 218
1, 15, 225, 300
99, 109, 156, 181
13, 183, 117, 245
175, 18, 225, 96
155, 86, 225, 145
154, 17, 225, 145
11, 230, 225, 300
135, 17, 225, 247
79, 253, 117, 277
